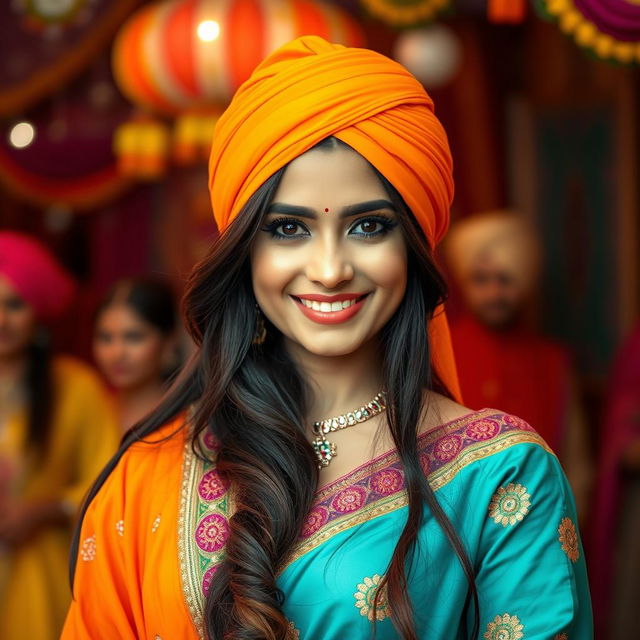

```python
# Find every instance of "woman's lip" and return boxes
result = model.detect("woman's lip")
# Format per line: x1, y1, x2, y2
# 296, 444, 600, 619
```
290, 292, 368, 302
106, 365, 132, 376
290, 293, 369, 325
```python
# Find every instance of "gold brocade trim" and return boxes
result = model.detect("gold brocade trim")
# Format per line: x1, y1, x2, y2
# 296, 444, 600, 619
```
179, 426, 236, 639
178, 437, 205, 640
282, 416, 552, 569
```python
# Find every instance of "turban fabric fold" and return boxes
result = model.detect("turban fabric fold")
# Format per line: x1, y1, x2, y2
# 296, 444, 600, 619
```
209, 35, 461, 401
0, 231, 76, 322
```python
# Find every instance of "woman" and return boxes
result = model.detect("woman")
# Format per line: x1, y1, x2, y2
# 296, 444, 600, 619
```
93, 277, 179, 431
0, 232, 119, 640
63, 37, 592, 639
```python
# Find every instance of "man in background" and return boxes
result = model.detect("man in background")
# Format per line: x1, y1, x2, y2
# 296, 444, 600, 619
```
444, 210, 592, 522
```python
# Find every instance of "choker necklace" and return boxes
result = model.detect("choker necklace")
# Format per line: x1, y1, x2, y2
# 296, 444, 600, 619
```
311, 391, 387, 469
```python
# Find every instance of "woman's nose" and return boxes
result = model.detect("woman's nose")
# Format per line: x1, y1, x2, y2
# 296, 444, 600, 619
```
304, 238, 354, 289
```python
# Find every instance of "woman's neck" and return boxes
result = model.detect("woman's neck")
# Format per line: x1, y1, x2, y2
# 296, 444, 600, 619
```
285, 337, 385, 423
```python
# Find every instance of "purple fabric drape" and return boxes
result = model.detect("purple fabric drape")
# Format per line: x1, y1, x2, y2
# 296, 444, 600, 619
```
574, 0, 640, 41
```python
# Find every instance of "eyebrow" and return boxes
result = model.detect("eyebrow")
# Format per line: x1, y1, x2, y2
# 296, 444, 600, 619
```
266, 199, 395, 219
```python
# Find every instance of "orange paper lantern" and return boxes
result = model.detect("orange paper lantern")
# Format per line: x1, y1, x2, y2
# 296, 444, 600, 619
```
112, 0, 366, 115
174, 109, 221, 164
113, 118, 171, 179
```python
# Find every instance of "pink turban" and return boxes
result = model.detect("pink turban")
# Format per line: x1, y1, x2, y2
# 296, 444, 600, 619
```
0, 232, 76, 322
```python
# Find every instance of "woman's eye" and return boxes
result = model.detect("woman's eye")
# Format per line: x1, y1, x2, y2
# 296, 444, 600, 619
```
262, 217, 310, 239
354, 220, 380, 234
6, 297, 26, 311
280, 222, 301, 236
350, 216, 396, 237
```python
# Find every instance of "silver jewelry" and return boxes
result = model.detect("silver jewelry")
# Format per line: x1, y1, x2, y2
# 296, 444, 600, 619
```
311, 391, 387, 469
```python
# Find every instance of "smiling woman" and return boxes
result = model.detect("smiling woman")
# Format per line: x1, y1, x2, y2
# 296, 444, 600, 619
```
93, 277, 179, 431
62, 36, 593, 640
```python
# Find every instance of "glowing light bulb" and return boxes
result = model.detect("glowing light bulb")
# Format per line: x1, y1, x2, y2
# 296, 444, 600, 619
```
197, 20, 220, 42
9, 121, 35, 148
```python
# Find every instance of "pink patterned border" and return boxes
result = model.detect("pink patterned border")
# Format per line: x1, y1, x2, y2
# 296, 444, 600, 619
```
299, 410, 539, 542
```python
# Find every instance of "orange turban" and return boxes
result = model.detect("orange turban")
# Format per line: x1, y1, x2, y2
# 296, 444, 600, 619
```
208, 35, 461, 401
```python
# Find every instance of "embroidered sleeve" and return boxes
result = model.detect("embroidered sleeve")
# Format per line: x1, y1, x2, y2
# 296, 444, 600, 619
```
471, 442, 593, 639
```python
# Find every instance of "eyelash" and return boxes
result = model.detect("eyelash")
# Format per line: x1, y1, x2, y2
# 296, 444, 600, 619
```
261, 215, 398, 240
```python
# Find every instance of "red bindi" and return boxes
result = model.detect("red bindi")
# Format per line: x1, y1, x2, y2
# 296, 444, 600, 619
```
324, 208, 329, 213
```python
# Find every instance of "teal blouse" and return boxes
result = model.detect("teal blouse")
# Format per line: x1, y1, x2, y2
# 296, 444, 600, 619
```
181, 408, 593, 639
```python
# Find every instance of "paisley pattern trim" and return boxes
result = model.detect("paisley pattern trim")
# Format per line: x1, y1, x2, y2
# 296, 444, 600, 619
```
179, 410, 551, 634
179, 429, 232, 639
282, 411, 551, 568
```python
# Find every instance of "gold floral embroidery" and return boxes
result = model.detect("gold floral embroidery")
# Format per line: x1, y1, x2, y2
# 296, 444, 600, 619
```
554, 634, 568, 640
80, 535, 96, 561
284, 412, 551, 571
488, 483, 531, 527
558, 517, 580, 562
484, 613, 524, 639
152, 514, 161, 533
354, 574, 391, 621
286, 620, 300, 639
115, 520, 124, 537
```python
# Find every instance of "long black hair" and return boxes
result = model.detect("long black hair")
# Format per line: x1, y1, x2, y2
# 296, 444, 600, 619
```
70, 137, 478, 639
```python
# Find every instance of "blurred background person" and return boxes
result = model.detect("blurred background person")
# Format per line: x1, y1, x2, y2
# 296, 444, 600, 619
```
591, 321, 640, 639
0, 231, 119, 640
93, 277, 179, 432
444, 211, 593, 522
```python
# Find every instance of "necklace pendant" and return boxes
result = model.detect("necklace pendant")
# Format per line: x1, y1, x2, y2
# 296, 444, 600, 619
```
312, 435, 337, 469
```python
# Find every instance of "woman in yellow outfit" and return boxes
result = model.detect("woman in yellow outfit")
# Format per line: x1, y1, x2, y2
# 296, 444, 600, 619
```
0, 232, 120, 640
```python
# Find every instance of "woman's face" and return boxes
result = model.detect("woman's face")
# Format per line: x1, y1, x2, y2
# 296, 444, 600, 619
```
0, 276, 37, 361
93, 304, 171, 391
250, 145, 407, 358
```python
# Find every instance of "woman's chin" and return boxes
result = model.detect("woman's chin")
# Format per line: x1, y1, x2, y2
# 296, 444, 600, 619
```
286, 333, 370, 359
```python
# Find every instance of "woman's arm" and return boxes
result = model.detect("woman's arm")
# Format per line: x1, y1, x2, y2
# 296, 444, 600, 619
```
470, 442, 593, 639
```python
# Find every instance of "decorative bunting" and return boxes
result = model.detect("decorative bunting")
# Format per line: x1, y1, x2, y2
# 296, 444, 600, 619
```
536, 0, 640, 65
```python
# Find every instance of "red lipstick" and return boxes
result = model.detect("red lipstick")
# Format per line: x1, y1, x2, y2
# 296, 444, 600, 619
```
289, 293, 370, 325
291, 292, 368, 302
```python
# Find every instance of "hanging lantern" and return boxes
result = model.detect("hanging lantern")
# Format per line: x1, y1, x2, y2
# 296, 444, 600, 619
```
112, 0, 366, 115
360, 0, 451, 27
113, 117, 171, 179
394, 25, 462, 88
174, 109, 221, 165
535, 0, 640, 65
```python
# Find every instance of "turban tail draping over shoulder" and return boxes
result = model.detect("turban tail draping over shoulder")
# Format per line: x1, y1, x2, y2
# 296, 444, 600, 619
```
209, 35, 461, 401
0, 231, 76, 322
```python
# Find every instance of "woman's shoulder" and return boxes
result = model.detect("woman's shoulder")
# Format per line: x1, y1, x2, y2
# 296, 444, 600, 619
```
418, 392, 558, 485
91, 414, 189, 509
